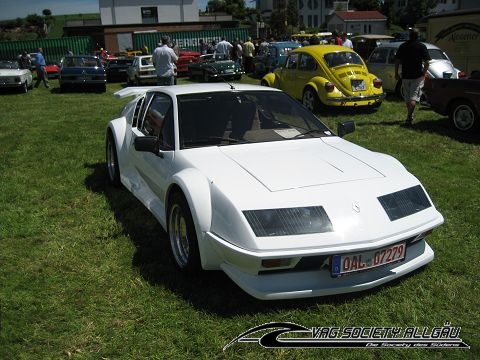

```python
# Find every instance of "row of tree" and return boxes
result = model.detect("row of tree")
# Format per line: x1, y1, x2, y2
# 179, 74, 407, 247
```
204, 0, 440, 35
0, 9, 53, 41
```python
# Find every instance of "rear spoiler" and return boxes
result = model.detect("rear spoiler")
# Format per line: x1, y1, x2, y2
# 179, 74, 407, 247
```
114, 86, 160, 99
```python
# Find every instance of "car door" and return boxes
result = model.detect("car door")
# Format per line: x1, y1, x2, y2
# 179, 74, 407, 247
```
294, 53, 318, 99
129, 92, 175, 223
278, 53, 299, 98
367, 47, 395, 92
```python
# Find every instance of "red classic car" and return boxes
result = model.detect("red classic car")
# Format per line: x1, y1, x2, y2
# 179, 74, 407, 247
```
176, 50, 201, 76
423, 72, 480, 132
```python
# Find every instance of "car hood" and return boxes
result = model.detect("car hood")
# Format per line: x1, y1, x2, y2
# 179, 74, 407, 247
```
219, 139, 383, 191
181, 137, 391, 194
208, 61, 237, 70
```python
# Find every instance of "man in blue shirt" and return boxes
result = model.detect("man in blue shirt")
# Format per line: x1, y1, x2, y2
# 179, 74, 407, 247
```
34, 48, 50, 89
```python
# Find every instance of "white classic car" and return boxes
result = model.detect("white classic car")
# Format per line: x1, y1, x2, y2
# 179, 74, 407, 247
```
106, 83, 444, 300
0, 60, 33, 93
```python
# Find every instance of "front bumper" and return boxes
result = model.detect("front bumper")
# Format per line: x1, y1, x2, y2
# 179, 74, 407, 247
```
207, 230, 434, 300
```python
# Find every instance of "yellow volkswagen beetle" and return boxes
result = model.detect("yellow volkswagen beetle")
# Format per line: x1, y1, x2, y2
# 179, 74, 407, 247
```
261, 45, 385, 112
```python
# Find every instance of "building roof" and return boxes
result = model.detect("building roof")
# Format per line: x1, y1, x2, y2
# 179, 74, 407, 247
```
334, 11, 387, 21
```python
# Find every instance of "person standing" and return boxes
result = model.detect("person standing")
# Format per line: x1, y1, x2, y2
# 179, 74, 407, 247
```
18, 51, 31, 70
341, 32, 353, 49
199, 39, 208, 55
152, 35, 178, 86
394, 27, 431, 126
215, 37, 233, 59
34, 48, 49, 89
243, 37, 255, 73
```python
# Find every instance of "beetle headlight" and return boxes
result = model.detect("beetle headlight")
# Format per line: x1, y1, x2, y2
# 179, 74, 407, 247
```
243, 206, 333, 237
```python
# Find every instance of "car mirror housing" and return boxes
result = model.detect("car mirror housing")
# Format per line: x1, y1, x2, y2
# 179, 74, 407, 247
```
337, 121, 355, 137
134, 136, 163, 157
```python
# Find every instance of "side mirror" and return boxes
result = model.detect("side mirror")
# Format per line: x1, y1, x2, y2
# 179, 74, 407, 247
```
337, 121, 355, 137
134, 136, 163, 157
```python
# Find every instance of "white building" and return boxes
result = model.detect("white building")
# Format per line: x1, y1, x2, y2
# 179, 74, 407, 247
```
99, 0, 199, 25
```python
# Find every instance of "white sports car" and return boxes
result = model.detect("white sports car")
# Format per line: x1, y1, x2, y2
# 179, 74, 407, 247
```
106, 83, 443, 300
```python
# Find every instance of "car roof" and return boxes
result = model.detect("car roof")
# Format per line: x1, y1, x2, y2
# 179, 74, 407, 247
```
269, 41, 302, 47
351, 35, 394, 40
291, 44, 355, 55
374, 41, 441, 50
114, 83, 282, 99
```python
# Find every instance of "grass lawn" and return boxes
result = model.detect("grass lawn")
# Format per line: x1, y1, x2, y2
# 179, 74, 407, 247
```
0, 75, 478, 359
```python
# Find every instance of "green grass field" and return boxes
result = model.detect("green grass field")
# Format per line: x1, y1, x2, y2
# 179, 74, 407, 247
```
0, 76, 478, 359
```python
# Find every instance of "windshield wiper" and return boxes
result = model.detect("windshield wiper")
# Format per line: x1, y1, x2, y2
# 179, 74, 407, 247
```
293, 129, 327, 138
183, 136, 246, 147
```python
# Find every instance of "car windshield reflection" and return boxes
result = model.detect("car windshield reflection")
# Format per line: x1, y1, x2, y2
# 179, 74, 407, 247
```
177, 91, 332, 149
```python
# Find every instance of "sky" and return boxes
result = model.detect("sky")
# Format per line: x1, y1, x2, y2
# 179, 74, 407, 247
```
0, 0, 210, 21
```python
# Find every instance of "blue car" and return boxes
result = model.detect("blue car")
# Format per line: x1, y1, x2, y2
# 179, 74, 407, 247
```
253, 41, 301, 76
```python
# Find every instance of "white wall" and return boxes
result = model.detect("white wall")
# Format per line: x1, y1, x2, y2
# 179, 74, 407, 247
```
99, 0, 199, 25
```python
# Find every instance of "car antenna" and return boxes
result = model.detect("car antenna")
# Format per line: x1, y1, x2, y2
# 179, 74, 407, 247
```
205, 64, 236, 90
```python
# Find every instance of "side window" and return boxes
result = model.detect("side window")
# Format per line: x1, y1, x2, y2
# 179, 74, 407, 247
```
137, 92, 155, 130
131, 97, 144, 128
285, 53, 299, 69
141, 93, 174, 150
369, 48, 388, 64
298, 54, 317, 71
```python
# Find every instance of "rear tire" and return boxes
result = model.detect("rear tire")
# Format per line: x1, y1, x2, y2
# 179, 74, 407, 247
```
449, 99, 478, 132
302, 87, 320, 112
106, 131, 121, 186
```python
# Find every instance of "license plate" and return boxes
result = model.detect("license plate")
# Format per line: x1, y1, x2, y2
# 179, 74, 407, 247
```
352, 80, 366, 91
225, 69, 234, 73
331, 242, 406, 276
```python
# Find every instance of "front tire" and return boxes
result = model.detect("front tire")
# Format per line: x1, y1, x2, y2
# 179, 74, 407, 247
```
168, 192, 201, 272
302, 87, 320, 112
106, 131, 121, 186
450, 100, 478, 132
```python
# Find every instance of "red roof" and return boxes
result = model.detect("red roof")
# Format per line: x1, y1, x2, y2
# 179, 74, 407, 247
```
334, 11, 387, 21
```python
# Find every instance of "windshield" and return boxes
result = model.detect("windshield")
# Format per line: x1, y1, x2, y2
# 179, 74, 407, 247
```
177, 90, 332, 149
324, 51, 364, 67
0, 61, 20, 69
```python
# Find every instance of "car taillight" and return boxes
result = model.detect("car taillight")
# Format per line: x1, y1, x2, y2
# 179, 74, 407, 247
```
373, 78, 382, 88
458, 71, 466, 78
424, 73, 431, 80
325, 81, 335, 92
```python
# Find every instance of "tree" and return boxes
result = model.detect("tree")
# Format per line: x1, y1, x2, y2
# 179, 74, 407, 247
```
349, 0, 382, 11
286, 0, 299, 29
206, 0, 248, 19
399, 0, 438, 28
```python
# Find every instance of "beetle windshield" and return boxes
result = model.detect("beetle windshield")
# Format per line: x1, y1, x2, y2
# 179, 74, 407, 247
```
177, 90, 333, 149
